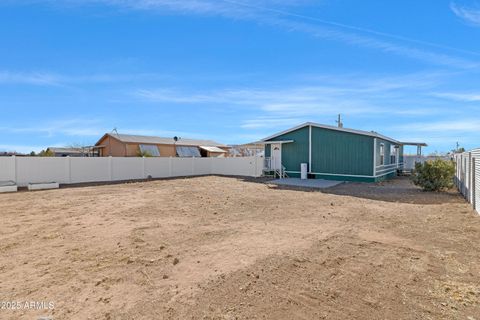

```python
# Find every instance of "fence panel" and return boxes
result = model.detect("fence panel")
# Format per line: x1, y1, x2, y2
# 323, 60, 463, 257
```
16, 157, 70, 185
70, 157, 111, 183
455, 149, 480, 215
473, 150, 480, 212
0, 156, 262, 187
403, 155, 450, 170
211, 157, 259, 177
144, 157, 171, 178
112, 158, 144, 181
0, 157, 15, 182
171, 158, 195, 177
193, 157, 212, 176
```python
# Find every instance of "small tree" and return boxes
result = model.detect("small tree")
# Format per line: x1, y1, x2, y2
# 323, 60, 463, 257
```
412, 159, 455, 191
137, 150, 153, 157
38, 149, 54, 157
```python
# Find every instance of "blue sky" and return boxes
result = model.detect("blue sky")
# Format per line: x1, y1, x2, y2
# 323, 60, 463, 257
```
1, 0, 479, 154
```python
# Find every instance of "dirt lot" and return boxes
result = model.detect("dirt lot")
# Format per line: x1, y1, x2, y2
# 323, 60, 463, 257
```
0, 176, 479, 320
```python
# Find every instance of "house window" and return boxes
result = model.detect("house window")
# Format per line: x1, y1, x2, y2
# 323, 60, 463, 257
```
176, 146, 201, 157
379, 143, 385, 165
390, 145, 397, 164
139, 144, 160, 157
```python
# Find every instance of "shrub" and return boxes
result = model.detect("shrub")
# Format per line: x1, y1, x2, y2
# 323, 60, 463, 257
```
137, 150, 153, 157
412, 159, 455, 191
37, 149, 54, 157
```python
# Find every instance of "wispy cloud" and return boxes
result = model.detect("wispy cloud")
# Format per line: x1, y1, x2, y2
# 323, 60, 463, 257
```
451, 2, 480, 26
0, 119, 108, 137
135, 71, 443, 103
240, 117, 306, 129
0, 144, 53, 153
0, 118, 210, 144
431, 91, 480, 102
0, 71, 61, 86
393, 119, 480, 133
0, 70, 169, 86
133, 71, 454, 130
12, 0, 480, 69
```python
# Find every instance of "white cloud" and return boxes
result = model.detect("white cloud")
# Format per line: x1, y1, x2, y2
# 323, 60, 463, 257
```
8, 0, 479, 69
240, 117, 305, 129
111, 0, 480, 68
393, 119, 480, 133
451, 2, 480, 26
432, 91, 480, 102
0, 119, 109, 137
0, 71, 61, 86
0, 144, 48, 153
0, 71, 169, 86
134, 72, 448, 120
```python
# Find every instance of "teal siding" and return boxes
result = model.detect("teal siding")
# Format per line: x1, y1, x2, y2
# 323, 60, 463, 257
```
311, 127, 374, 176
263, 124, 400, 182
266, 126, 309, 173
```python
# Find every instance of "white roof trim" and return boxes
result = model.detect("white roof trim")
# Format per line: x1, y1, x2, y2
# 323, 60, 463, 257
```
199, 146, 227, 153
260, 122, 402, 144
400, 142, 428, 146
254, 140, 294, 145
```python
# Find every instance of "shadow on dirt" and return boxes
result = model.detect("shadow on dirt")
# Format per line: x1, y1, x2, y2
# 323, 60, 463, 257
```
236, 176, 464, 205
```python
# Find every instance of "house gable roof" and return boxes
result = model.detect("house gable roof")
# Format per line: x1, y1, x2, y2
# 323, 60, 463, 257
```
261, 122, 403, 144
96, 133, 226, 147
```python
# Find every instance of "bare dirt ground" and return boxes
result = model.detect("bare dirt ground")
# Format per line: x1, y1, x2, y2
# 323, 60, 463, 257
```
0, 176, 479, 320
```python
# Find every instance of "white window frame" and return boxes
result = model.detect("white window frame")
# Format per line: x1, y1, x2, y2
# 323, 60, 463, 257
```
139, 144, 160, 157
390, 145, 397, 164
379, 143, 385, 165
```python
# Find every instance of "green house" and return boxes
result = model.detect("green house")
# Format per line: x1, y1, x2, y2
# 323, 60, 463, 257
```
260, 122, 426, 182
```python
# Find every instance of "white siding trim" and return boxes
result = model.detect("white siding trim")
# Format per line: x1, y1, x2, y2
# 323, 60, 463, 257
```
308, 125, 312, 173
285, 170, 396, 179
260, 122, 401, 144
373, 138, 377, 176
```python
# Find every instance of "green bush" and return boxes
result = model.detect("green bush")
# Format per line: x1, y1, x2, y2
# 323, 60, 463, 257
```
412, 159, 455, 191
137, 150, 153, 157
37, 149, 54, 157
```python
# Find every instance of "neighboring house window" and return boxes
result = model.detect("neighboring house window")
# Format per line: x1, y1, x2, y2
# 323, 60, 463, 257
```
176, 146, 201, 157
139, 144, 160, 157
380, 143, 385, 165
390, 145, 397, 164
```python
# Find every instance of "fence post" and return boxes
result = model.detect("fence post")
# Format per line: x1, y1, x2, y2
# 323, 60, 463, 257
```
470, 153, 473, 203
67, 156, 72, 184
473, 158, 476, 210
142, 156, 146, 179
109, 156, 113, 181
169, 157, 173, 177
12, 155, 17, 184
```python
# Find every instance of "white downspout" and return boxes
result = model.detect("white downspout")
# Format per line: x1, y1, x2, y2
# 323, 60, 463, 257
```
373, 138, 377, 177
308, 125, 312, 173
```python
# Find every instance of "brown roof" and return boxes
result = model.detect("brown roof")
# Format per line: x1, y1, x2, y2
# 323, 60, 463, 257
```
96, 133, 227, 147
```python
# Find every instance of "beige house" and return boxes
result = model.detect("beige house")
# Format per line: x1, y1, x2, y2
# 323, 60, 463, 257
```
95, 133, 229, 157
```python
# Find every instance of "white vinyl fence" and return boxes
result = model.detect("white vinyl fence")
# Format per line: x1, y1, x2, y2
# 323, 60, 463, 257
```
455, 149, 480, 215
0, 156, 263, 187
403, 155, 451, 170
